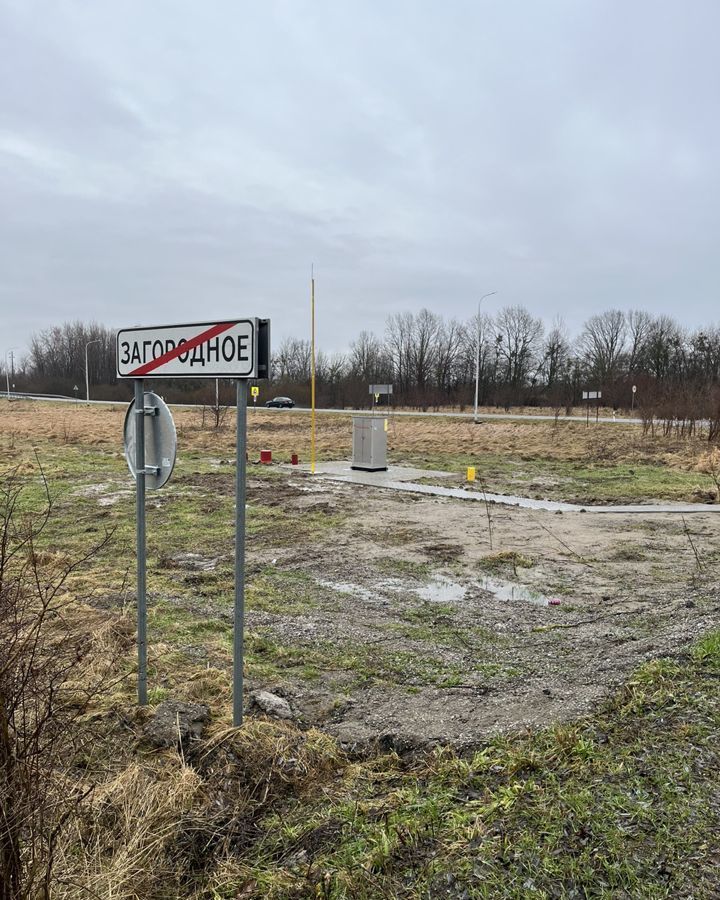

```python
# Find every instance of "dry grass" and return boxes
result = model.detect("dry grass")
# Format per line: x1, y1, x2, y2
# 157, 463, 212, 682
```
53, 714, 345, 900
0, 400, 712, 471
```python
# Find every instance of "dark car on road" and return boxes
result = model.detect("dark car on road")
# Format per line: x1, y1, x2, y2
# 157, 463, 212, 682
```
265, 396, 295, 408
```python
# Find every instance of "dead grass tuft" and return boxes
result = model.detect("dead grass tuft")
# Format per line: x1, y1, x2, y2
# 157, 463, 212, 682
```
198, 720, 343, 807
478, 550, 534, 573
55, 760, 204, 898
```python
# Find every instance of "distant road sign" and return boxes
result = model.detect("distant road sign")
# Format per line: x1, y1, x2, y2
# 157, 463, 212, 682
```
582, 390, 602, 400
116, 319, 270, 379
369, 384, 393, 395
251, 386, 259, 398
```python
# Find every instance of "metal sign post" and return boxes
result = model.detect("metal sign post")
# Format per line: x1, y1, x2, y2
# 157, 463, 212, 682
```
134, 379, 148, 705
369, 384, 393, 411
125, 388, 177, 706
117, 318, 270, 726
234, 380, 248, 726
582, 390, 601, 427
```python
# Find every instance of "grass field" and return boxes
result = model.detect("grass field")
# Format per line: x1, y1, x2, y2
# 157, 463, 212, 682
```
2, 400, 720, 898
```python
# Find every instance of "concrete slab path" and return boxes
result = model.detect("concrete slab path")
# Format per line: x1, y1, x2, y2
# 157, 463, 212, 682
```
291, 461, 720, 515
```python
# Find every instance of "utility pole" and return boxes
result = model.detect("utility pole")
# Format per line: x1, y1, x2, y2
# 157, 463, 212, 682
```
5, 348, 18, 401
473, 292, 497, 423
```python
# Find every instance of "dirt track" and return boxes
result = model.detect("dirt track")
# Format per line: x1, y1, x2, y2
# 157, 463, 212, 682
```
234, 469, 719, 748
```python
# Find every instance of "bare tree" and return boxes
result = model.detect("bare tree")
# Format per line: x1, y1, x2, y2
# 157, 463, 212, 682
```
495, 306, 544, 389
272, 338, 312, 383
433, 318, 466, 393
27, 321, 117, 390
688, 327, 720, 383
626, 309, 653, 374
643, 315, 684, 381
578, 309, 627, 383
410, 309, 441, 391
384, 312, 415, 393
541, 317, 571, 387
348, 331, 389, 383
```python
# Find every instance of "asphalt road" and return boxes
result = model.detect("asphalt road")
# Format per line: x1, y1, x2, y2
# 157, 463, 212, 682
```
4, 391, 644, 425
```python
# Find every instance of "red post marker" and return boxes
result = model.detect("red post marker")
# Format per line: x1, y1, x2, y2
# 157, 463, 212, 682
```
291, 453, 299, 465
260, 449, 272, 465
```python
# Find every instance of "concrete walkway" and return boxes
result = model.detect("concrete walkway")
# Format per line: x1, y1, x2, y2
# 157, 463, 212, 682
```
294, 462, 720, 515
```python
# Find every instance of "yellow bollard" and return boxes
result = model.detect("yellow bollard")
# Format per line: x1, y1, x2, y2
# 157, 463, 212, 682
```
467, 466, 476, 482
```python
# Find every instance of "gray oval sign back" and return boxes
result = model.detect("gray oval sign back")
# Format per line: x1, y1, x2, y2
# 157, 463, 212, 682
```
123, 391, 177, 490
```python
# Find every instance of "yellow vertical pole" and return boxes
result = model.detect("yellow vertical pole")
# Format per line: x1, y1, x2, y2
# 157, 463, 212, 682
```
311, 266, 316, 474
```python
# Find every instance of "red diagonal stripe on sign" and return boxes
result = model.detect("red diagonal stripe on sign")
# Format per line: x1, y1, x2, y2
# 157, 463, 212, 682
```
128, 321, 238, 376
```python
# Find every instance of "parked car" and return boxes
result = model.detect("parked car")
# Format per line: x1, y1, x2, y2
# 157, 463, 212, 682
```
265, 396, 295, 408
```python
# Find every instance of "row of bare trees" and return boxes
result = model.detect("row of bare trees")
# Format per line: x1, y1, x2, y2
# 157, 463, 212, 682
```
269, 307, 720, 411
6, 309, 720, 409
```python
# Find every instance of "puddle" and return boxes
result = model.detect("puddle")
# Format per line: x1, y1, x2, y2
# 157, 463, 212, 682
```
317, 573, 555, 608
318, 574, 467, 606
317, 580, 379, 604
414, 574, 467, 604
478, 575, 551, 606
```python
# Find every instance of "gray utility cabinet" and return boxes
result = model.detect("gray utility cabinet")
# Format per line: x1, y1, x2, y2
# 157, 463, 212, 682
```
351, 416, 387, 471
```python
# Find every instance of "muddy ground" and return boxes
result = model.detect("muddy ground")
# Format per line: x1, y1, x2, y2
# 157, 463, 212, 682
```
6, 400, 720, 750
155, 464, 720, 750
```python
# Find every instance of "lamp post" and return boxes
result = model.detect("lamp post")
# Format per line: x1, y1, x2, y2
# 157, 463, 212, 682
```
473, 292, 497, 423
5, 348, 18, 402
85, 339, 102, 402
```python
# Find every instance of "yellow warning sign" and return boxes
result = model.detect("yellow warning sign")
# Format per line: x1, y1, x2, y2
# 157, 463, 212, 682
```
251, 386, 259, 397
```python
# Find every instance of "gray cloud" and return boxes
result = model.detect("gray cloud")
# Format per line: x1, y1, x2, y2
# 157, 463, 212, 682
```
2, 0, 719, 360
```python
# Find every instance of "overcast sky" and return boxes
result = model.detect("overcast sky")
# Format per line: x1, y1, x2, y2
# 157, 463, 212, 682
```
1, 0, 719, 359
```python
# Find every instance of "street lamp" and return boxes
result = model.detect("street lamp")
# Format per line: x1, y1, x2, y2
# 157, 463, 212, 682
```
5, 348, 18, 402
473, 292, 497, 422
85, 339, 102, 402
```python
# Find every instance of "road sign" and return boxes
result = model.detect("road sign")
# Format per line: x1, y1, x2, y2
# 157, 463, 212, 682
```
116, 319, 270, 379
369, 384, 393, 394
251, 386, 259, 398
582, 390, 601, 400
117, 317, 270, 727
632, 385, 637, 393
123, 392, 177, 490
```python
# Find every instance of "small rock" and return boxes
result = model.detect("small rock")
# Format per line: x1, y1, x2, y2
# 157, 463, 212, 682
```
144, 700, 210, 749
251, 690, 293, 719
685, 600, 696, 608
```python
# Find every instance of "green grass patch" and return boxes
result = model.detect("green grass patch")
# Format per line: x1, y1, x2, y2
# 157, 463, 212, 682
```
239, 631, 720, 898
403, 451, 715, 504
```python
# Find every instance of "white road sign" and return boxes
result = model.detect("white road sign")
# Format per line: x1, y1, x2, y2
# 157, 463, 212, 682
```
116, 319, 269, 379
582, 390, 601, 400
